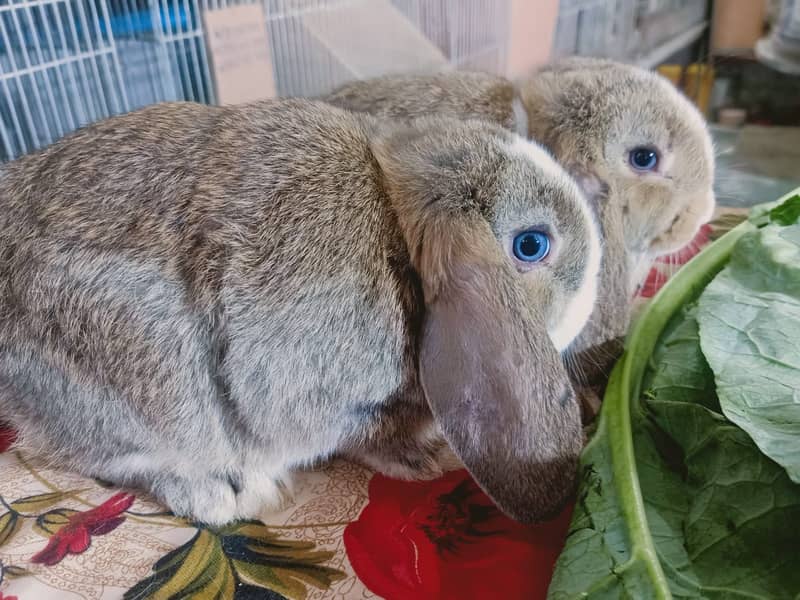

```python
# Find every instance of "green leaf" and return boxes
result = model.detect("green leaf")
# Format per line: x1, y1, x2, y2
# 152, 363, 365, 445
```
749, 193, 800, 228
548, 365, 678, 599
646, 308, 800, 597
768, 194, 800, 226
124, 540, 194, 599
647, 396, 800, 598
548, 197, 800, 599
550, 214, 754, 600
10, 490, 76, 513
643, 306, 719, 413
3, 564, 31, 579
33, 508, 78, 537
551, 302, 800, 598
126, 522, 346, 600
698, 222, 800, 482
0, 511, 21, 547
234, 560, 303, 598
125, 530, 235, 600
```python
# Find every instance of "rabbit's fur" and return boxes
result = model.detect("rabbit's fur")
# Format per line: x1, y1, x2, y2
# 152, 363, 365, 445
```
0, 99, 600, 524
325, 57, 716, 382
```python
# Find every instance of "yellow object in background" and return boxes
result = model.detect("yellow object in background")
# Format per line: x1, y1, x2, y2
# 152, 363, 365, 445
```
656, 64, 683, 86
658, 63, 715, 116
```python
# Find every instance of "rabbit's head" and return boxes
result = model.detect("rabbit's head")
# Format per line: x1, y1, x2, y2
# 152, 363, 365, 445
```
372, 118, 601, 521
516, 58, 715, 371
519, 57, 715, 287
326, 62, 714, 370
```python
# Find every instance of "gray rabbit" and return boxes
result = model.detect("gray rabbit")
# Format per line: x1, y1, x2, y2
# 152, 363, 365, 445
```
325, 57, 716, 385
0, 99, 600, 525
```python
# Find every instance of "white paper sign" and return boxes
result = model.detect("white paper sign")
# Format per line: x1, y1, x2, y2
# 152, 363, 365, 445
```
203, 4, 276, 105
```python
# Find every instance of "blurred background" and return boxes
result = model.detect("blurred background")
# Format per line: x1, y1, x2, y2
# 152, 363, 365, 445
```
1, 0, 798, 205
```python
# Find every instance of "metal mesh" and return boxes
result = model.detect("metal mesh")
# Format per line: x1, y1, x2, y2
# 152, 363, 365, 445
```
261, 0, 509, 97
262, 0, 365, 98
1, 0, 510, 161
394, 0, 509, 71
0, 0, 709, 161
1, 0, 128, 160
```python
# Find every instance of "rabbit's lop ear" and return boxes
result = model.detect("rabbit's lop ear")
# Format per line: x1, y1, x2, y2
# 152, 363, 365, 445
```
372, 120, 589, 523
417, 225, 581, 523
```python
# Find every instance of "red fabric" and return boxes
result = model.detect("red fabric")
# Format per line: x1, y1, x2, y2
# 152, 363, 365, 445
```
31, 493, 135, 566
638, 224, 712, 298
344, 470, 573, 600
639, 266, 669, 298
654, 224, 711, 265
0, 423, 15, 453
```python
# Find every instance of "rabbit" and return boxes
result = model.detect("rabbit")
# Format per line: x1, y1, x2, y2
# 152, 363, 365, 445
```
0, 98, 602, 525
325, 57, 716, 386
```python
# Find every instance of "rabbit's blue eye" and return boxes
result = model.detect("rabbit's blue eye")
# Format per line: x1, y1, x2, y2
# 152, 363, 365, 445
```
513, 230, 550, 262
629, 147, 659, 171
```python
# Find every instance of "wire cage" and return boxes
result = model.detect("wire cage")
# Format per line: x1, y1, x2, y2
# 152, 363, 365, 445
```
106, 0, 209, 106
262, 0, 510, 97
0, 0, 511, 161
0, 0, 129, 160
1, 0, 708, 162
0, 0, 215, 162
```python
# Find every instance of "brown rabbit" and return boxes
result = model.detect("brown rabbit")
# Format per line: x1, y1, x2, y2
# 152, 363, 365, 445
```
0, 99, 600, 525
325, 57, 716, 385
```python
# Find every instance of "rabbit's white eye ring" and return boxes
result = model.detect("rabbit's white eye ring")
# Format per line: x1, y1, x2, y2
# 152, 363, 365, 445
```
629, 147, 659, 171
513, 230, 550, 262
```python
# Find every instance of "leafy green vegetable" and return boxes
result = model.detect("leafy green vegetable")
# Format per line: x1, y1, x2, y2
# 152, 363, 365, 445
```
548, 189, 800, 599
747, 195, 800, 227
547, 410, 662, 599
550, 302, 800, 599
549, 217, 753, 600
750, 194, 800, 227
697, 221, 800, 483
767, 194, 800, 226
644, 307, 800, 598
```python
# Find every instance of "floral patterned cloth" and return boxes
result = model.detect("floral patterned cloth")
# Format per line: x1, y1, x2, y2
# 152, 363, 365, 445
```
0, 209, 746, 600
0, 446, 566, 600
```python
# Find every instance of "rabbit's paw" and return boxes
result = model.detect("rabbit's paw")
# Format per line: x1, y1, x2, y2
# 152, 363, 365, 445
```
154, 473, 239, 526
355, 438, 453, 481
235, 471, 292, 520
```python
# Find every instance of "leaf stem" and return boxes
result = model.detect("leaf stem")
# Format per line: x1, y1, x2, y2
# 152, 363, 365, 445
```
600, 217, 755, 599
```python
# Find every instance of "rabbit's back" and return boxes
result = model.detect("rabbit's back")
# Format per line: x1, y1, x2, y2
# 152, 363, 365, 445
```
0, 100, 394, 276
0, 100, 419, 476
325, 71, 516, 129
